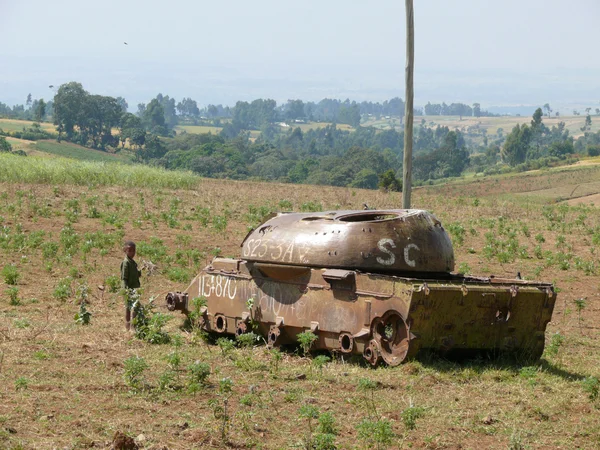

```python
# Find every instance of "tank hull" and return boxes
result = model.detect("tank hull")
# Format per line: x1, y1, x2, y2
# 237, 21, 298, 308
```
168, 257, 556, 365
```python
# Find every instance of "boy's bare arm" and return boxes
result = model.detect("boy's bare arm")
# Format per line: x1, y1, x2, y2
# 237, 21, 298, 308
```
121, 261, 129, 289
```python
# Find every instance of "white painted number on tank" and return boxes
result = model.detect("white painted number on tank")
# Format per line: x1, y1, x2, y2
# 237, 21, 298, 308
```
404, 243, 420, 268
200, 275, 237, 300
376, 238, 396, 265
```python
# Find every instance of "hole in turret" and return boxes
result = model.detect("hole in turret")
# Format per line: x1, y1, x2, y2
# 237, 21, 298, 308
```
337, 213, 399, 222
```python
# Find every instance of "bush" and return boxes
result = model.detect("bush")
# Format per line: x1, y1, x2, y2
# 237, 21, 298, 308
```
105, 275, 120, 293
378, 169, 402, 192
133, 299, 171, 344
587, 145, 600, 157
123, 356, 148, 391
2, 264, 19, 285
53, 277, 72, 300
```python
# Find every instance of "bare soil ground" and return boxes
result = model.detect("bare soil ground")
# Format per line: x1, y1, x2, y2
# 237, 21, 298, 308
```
0, 172, 599, 449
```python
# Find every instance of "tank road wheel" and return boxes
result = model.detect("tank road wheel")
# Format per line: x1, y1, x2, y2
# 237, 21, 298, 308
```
363, 339, 381, 366
236, 322, 248, 336
267, 326, 281, 348
373, 310, 410, 366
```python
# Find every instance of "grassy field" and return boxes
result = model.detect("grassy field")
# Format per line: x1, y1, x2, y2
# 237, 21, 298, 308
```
176, 122, 353, 137
31, 140, 131, 163
0, 119, 56, 134
363, 114, 600, 141
175, 125, 223, 135
0, 156, 599, 449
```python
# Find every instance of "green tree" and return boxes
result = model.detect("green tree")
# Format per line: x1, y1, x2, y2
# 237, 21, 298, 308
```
0, 136, 12, 152
116, 96, 129, 113
531, 108, 544, 129
177, 98, 200, 120
583, 114, 592, 132
378, 169, 402, 191
120, 113, 145, 149
53, 82, 88, 139
350, 169, 379, 189
34, 99, 46, 122
136, 135, 167, 162
338, 102, 361, 127
143, 99, 167, 135
473, 103, 481, 118
284, 99, 305, 121
502, 124, 531, 166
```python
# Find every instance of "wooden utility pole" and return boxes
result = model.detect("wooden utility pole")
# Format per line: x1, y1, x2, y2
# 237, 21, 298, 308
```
402, 0, 414, 209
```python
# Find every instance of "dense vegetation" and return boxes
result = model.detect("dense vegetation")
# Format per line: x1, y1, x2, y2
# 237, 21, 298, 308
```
2, 82, 599, 190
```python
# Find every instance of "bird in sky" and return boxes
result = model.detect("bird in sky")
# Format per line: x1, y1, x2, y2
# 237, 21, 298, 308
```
48, 85, 54, 89
124, 42, 128, 45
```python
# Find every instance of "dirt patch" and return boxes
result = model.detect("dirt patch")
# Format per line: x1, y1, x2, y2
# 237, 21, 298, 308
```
566, 193, 600, 205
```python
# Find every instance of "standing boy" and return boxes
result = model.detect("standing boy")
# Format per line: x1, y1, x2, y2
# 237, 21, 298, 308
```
121, 241, 141, 330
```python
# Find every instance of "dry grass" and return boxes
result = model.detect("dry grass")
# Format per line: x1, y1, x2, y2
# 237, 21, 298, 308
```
0, 166, 599, 449
0, 119, 56, 134
363, 114, 600, 140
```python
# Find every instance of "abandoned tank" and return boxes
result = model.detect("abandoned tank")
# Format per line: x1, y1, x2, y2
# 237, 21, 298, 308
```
166, 209, 556, 366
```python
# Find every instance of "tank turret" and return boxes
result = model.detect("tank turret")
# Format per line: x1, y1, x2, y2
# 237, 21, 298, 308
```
241, 210, 454, 274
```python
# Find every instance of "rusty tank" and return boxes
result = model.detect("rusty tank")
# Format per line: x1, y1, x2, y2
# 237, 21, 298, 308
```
166, 209, 556, 365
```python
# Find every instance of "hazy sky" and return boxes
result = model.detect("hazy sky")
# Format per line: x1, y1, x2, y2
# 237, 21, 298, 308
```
2, 0, 599, 110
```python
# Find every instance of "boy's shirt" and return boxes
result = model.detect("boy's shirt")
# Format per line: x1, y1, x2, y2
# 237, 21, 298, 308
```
121, 256, 141, 289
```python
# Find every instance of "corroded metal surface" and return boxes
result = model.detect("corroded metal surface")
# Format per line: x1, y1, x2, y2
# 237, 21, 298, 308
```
167, 210, 556, 365
241, 210, 455, 274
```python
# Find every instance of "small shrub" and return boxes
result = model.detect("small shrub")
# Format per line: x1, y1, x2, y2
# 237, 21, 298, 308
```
299, 201, 322, 212
134, 301, 171, 344
105, 275, 120, 293
297, 330, 318, 355
269, 348, 282, 375
6, 287, 20, 305
188, 361, 211, 387
74, 301, 92, 325
356, 419, 394, 449
401, 405, 425, 430
236, 332, 260, 348
544, 332, 565, 358
158, 370, 177, 392
41, 241, 59, 260
13, 318, 30, 328
446, 222, 466, 246
212, 215, 228, 233
278, 199, 293, 210
217, 337, 235, 356
582, 376, 599, 402
458, 262, 472, 275
53, 277, 72, 301
165, 267, 191, 283
33, 350, 50, 360
2, 264, 19, 285
312, 355, 331, 375
123, 356, 148, 391
15, 377, 29, 391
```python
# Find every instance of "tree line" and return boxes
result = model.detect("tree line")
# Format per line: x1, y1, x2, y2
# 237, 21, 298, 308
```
1, 82, 598, 190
